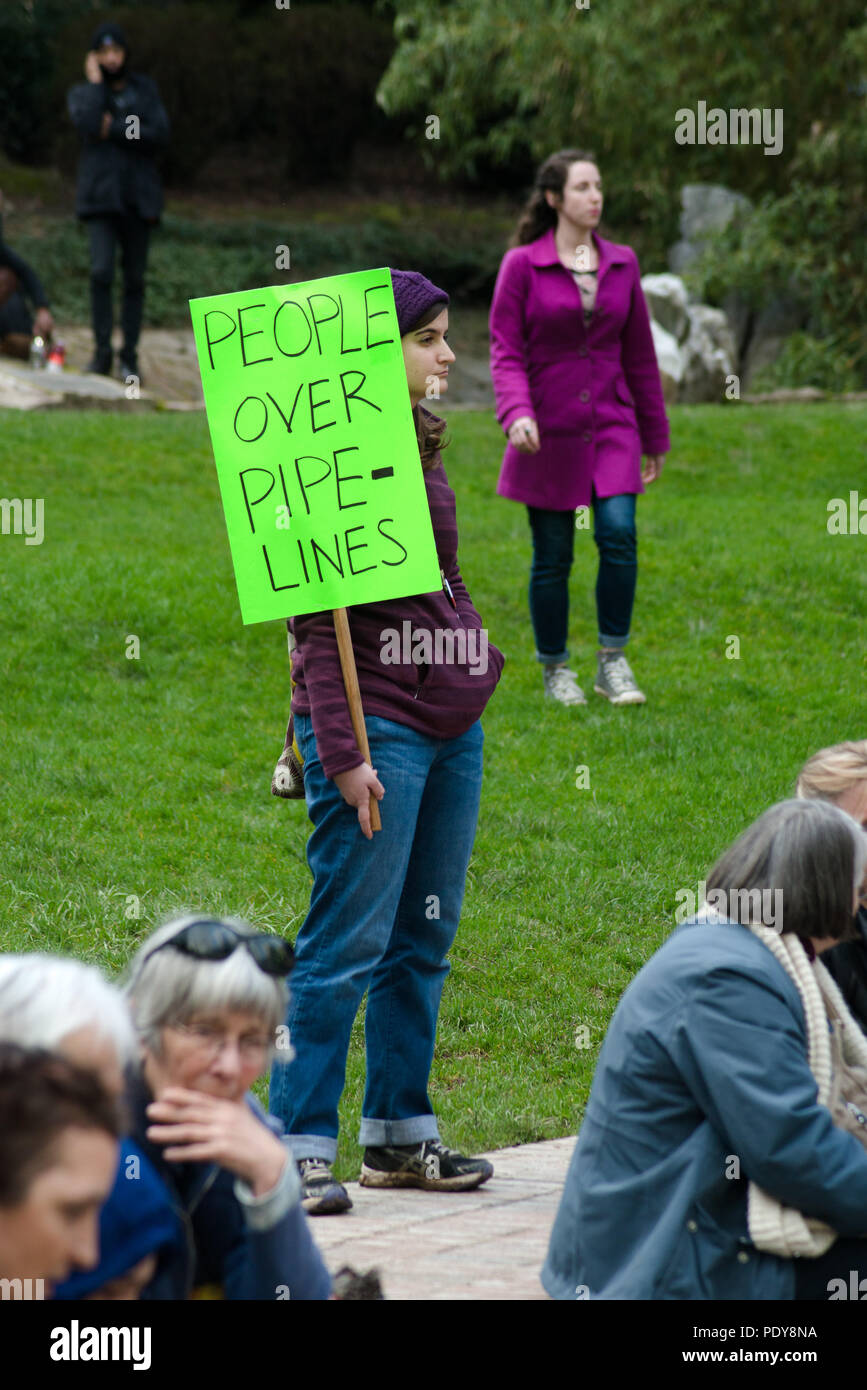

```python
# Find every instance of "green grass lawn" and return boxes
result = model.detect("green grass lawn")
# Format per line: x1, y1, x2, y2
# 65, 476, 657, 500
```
1, 402, 865, 1179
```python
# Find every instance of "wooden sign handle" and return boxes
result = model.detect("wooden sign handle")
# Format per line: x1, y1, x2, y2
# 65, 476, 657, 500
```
332, 607, 381, 833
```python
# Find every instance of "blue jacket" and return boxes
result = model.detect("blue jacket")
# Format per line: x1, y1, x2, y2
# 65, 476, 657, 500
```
542, 918, 867, 1300
53, 1138, 186, 1300
127, 1070, 332, 1300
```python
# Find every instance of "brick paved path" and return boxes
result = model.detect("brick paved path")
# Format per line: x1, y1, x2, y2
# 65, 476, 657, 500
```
310, 1136, 575, 1300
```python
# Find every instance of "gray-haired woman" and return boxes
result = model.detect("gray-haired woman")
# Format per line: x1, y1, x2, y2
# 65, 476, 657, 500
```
124, 915, 331, 1300
543, 798, 867, 1300
0, 953, 137, 1096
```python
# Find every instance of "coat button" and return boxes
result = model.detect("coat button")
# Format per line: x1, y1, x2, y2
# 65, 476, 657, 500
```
737, 1251, 749, 1263
578, 345, 589, 357
686, 1220, 697, 1232
582, 430, 592, 443
579, 389, 590, 402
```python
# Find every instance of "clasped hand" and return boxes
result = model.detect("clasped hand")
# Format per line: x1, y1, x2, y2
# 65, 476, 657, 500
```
146, 1087, 287, 1197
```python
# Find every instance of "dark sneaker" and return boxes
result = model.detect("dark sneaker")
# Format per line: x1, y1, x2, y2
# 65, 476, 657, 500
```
359, 1139, 494, 1192
87, 351, 113, 376
119, 358, 142, 387
297, 1157, 353, 1215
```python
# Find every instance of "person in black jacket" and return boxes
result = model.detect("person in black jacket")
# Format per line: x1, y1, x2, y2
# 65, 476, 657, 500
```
0, 237, 55, 361
67, 22, 169, 381
797, 739, 867, 1032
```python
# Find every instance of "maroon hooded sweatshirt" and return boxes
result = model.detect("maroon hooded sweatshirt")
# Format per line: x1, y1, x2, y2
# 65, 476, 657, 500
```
289, 439, 505, 780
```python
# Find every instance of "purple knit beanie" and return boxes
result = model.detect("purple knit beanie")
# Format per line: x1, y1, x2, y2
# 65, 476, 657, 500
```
389, 269, 449, 336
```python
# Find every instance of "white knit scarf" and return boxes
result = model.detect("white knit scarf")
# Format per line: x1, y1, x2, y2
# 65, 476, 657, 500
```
742, 923, 867, 1258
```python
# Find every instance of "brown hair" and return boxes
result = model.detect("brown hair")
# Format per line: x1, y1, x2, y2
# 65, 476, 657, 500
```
414, 405, 448, 471
796, 740, 867, 802
511, 148, 599, 247
0, 1043, 121, 1207
403, 300, 450, 471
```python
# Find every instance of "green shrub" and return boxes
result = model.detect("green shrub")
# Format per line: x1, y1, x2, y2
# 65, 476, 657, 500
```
11, 209, 507, 326
749, 333, 861, 394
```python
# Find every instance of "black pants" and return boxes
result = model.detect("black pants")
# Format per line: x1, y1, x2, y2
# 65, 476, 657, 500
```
86, 213, 152, 359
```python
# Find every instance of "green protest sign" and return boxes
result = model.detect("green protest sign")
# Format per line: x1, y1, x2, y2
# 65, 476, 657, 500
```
190, 268, 441, 624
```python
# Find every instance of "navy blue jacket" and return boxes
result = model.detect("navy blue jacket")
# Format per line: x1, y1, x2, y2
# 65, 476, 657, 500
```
128, 1070, 332, 1301
543, 917, 867, 1300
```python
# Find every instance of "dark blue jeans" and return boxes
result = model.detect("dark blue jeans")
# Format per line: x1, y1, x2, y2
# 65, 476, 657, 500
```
526, 491, 637, 663
269, 712, 484, 1161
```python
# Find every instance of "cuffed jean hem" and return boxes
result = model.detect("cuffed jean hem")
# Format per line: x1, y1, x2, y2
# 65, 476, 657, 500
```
535, 649, 570, 665
598, 633, 629, 649
281, 1133, 337, 1164
358, 1114, 441, 1147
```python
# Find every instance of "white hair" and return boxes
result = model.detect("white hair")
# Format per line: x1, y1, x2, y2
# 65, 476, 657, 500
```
124, 915, 288, 1057
0, 953, 138, 1063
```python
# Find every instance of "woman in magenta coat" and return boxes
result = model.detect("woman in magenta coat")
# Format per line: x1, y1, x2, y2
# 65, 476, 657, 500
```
489, 148, 670, 706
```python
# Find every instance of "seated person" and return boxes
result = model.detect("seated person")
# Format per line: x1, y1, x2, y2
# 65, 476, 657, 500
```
0, 1042, 120, 1289
124, 915, 332, 1300
542, 798, 867, 1300
0, 215, 54, 360
797, 739, 867, 1031
0, 953, 181, 1298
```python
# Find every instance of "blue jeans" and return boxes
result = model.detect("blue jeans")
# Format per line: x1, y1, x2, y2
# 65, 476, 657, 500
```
269, 712, 484, 1161
527, 491, 637, 662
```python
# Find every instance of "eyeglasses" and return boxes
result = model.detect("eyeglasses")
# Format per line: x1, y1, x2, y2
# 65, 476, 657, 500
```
169, 1021, 272, 1062
146, 919, 295, 978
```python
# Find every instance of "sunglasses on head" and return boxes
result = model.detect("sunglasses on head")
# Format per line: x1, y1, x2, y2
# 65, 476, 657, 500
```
147, 919, 295, 978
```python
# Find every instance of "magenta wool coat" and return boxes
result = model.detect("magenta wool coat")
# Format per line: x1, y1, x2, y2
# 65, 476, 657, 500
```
489, 229, 670, 510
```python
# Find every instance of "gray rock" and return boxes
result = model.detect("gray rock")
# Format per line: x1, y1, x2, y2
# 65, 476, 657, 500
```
0, 360, 156, 411
641, 274, 690, 343
721, 289, 753, 364
678, 183, 753, 242
740, 334, 790, 391
668, 240, 700, 275
740, 291, 809, 390
679, 305, 737, 403
668, 183, 753, 274
649, 320, 683, 403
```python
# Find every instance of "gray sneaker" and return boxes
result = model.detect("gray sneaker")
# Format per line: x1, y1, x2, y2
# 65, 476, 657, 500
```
594, 650, 646, 705
297, 1157, 353, 1215
542, 662, 587, 706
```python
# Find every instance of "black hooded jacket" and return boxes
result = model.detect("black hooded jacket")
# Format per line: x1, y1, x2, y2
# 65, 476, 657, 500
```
823, 907, 867, 1036
67, 70, 170, 220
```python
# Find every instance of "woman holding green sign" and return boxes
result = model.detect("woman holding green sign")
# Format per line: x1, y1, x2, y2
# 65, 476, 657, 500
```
269, 271, 504, 1215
